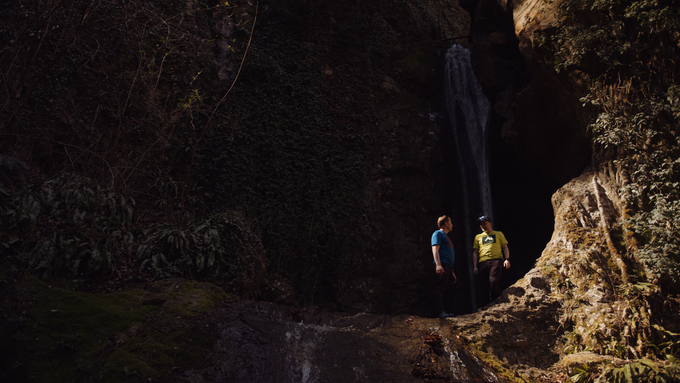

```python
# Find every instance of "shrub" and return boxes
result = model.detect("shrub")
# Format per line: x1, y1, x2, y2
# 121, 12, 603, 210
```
0, 174, 264, 294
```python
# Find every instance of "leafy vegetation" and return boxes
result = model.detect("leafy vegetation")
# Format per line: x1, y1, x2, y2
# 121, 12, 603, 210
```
0, 0, 261, 296
0, 0, 323, 298
569, 358, 680, 383
600, 358, 680, 383
1, 173, 264, 294
542, 0, 680, 290
538, 0, 680, 380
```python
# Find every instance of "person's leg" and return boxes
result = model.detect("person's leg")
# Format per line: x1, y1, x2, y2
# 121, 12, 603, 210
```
433, 264, 452, 315
488, 259, 504, 301
477, 260, 492, 306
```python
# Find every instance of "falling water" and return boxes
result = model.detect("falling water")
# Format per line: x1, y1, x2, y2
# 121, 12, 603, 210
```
444, 44, 493, 311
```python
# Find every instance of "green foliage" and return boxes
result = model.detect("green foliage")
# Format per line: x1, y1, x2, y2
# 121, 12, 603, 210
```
137, 214, 264, 293
548, 0, 680, 77
651, 325, 680, 358
0, 0, 230, 189
0, 0, 268, 294
568, 357, 680, 382
0, 174, 263, 294
559, 279, 680, 378
1, 174, 134, 278
1, 0, 456, 309
599, 358, 680, 383
569, 364, 593, 383
543, 0, 680, 292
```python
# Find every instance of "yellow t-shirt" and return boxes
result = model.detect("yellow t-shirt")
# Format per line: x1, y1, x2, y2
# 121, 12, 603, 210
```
473, 231, 508, 263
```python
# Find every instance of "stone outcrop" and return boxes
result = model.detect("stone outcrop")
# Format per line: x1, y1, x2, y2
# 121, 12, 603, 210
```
534, 162, 631, 353
457, 0, 680, 378
452, 267, 564, 381
452, 162, 632, 380
505, 0, 559, 57
186, 300, 510, 383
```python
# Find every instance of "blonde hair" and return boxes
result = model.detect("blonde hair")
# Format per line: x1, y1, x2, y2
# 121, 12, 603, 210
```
437, 215, 450, 228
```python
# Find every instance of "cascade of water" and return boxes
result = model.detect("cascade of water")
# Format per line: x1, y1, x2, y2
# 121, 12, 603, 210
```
444, 336, 503, 382
444, 44, 493, 311
284, 322, 328, 382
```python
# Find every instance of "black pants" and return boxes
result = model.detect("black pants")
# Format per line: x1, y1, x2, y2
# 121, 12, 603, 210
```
434, 263, 454, 315
478, 258, 503, 306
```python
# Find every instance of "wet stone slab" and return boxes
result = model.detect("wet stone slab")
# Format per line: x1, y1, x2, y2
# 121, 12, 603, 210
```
182, 300, 510, 383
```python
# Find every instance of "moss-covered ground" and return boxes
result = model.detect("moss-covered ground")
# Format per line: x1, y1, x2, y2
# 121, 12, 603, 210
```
0, 262, 232, 382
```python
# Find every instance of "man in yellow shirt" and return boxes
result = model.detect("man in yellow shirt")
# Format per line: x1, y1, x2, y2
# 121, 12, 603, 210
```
472, 215, 510, 306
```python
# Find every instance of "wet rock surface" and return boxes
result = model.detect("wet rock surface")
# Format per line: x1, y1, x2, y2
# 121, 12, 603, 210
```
183, 300, 513, 383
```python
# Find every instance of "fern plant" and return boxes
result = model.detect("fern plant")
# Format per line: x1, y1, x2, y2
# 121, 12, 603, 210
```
1, 173, 265, 294
598, 358, 680, 383
0, 174, 136, 278
137, 214, 263, 293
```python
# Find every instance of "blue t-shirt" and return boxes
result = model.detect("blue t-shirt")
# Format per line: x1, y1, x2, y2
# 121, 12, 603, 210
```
431, 230, 455, 267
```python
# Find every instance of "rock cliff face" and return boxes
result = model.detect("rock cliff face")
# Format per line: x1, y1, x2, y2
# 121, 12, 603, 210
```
455, 162, 633, 379
0, 0, 478, 317
146, 0, 475, 315
471, 0, 592, 189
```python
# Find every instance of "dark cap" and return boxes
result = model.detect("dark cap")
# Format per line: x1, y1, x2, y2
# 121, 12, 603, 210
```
477, 215, 492, 222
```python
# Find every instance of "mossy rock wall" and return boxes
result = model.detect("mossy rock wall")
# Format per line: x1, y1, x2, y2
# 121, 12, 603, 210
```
194, 0, 470, 312
1, 0, 469, 313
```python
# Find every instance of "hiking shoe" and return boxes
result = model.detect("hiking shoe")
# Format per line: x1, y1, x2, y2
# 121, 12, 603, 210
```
437, 312, 455, 319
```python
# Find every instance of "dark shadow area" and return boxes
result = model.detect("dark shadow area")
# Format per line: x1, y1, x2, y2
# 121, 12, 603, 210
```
488, 114, 556, 297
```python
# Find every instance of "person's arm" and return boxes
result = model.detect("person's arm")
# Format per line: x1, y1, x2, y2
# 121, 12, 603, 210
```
502, 243, 510, 269
432, 245, 444, 276
472, 249, 479, 275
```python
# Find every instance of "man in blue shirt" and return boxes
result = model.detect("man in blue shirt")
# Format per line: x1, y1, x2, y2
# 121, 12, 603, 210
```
431, 215, 457, 319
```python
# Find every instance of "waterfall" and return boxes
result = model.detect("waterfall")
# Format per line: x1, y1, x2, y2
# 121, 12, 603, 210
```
444, 44, 493, 311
